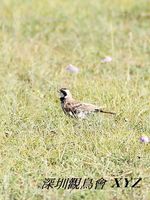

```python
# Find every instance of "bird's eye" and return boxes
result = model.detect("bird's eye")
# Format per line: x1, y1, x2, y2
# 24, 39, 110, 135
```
60, 91, 67, 98
62, 90, 67, 96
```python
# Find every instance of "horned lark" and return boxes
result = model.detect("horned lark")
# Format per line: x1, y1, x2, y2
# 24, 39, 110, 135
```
59, 88, 116, 119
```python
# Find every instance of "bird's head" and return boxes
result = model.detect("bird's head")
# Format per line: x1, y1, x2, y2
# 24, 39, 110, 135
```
58, 88, 73, 100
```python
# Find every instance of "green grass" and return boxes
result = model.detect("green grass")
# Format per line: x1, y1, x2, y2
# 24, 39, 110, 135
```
0, 0, 150, 199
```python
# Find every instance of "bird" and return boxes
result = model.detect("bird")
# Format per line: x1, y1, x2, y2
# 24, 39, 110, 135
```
58, 88, 116, 119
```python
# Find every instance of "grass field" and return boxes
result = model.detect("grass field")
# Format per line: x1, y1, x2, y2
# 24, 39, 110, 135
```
0, 0, 150, 199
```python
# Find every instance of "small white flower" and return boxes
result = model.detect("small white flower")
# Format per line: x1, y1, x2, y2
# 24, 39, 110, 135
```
101, 56, 112, 63
66, 64, 79, 73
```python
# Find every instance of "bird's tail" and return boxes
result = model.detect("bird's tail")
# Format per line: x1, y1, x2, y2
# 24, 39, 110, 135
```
99, 109, 116, 115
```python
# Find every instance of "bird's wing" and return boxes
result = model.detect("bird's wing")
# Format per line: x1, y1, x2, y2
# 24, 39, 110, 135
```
71, 103, 100, 114
72, 103, 116, 113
